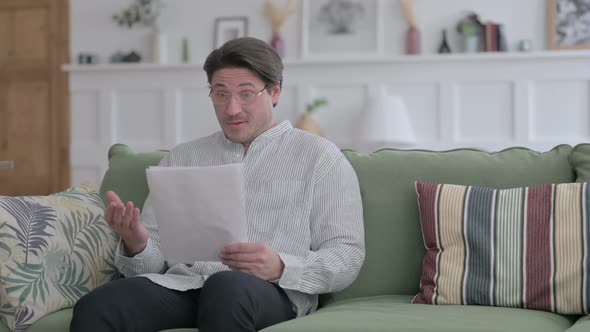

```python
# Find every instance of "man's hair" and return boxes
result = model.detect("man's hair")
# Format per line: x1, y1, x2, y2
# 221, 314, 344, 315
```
203, 37, 284, 92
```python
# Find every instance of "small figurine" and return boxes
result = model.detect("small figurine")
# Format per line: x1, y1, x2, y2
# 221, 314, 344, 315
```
122, 51, 142, 63
438, 30, 452, 54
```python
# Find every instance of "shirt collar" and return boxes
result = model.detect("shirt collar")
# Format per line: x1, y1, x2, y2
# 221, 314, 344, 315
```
253, 120, 292, 142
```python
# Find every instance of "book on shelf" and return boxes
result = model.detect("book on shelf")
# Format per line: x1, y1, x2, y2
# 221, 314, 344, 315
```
484, 22, 507, 52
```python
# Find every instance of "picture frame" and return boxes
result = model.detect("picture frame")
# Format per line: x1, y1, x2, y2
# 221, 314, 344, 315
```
301, 0, 384, 58
214, 17, 248, 49
548, 0, 590, 50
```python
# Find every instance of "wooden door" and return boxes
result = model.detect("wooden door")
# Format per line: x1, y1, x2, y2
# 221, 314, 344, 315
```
0, 0, 69, 196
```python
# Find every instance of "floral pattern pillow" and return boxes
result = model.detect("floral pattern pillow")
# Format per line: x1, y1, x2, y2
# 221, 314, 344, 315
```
0, 184, 119, 332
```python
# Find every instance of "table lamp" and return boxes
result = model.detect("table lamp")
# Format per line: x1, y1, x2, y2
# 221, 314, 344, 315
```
358, 94, 415, 148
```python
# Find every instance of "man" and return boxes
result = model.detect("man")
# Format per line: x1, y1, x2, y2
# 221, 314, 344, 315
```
71, 37, 365, 332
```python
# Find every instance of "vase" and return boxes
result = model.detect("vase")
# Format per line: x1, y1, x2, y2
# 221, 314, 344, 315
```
463, 35, 479, 53
405, 26, 421, 55
181, 37, 190, 63
152, 31, 168, 64
295, 113, 324, 137
270, 32, 285, 58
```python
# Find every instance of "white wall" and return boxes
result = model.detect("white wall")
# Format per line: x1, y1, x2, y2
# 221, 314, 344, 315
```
71, 0, 548, 64
67, 52, 590, 186
68, 1, 590, 187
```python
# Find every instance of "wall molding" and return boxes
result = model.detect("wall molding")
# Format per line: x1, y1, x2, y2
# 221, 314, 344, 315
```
65, 51, 590, 186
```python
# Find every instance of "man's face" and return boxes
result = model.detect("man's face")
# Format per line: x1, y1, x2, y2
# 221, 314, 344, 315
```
210, 67, 280, 146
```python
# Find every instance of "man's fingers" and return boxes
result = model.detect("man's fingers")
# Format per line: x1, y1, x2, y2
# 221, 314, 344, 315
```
106, 203, 115, 226
222, 242, 263, 254
112, 203, 125, 226
121, 201, 135, 224
220, 252, 260, 263
133, 207, 140, 223
106, 191, 122, 204
129, 208, 141, 230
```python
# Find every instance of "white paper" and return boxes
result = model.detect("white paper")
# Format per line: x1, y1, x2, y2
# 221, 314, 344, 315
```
145, 163, 247, 263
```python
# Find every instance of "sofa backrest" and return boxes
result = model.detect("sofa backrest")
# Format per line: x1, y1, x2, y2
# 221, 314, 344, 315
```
321, 145, 575, 306
99, 144, 577, 306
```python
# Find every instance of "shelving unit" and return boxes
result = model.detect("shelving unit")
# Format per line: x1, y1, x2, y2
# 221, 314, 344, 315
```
62, 50, 590, 72
64, 49, 590, 187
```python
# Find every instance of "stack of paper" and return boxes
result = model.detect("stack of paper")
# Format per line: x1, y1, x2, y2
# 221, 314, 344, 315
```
145, 163, 247, 263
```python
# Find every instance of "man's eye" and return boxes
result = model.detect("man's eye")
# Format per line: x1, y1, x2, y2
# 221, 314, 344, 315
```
214, 92, 229, 98
240, 92, 255, 98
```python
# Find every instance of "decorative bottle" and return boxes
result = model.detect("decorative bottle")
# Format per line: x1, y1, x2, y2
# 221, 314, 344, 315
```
405, 26, 421, 55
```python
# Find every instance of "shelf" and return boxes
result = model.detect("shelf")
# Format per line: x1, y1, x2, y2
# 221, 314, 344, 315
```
62, 50, 590, 72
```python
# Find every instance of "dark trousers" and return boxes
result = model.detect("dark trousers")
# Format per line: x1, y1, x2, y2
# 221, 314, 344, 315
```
70, 271, 296, 332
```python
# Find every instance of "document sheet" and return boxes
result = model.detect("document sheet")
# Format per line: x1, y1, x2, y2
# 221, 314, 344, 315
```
145, 163, 247, 263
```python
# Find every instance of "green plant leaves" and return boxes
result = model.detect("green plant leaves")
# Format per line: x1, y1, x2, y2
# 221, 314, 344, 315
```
0, 198, 55, 264
1, 262, 48, 305
54, 256, 90, 306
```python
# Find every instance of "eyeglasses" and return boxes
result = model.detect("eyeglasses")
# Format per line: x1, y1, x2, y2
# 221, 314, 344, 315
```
209, 85, 268, 105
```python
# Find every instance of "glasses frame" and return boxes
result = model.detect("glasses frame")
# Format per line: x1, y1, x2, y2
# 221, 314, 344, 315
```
209, 84, 269, 105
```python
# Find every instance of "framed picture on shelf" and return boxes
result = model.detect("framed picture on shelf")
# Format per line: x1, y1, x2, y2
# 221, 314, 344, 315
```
214, 17, 248, 49
548, 0, 590, 50
301, 0, 384, 58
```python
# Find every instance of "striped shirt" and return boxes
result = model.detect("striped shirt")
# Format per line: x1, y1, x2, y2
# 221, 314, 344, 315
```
115, 121, 365, 316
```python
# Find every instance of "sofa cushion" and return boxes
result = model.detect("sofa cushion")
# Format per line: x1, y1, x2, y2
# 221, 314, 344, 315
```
0, 308, 201, 332
566, 316, 590, 332
98, 144, 168, 211
413, 181, 590, 314
261, 295, 577, 332
325, 146, 575, 306
0, 184, 118, 331
571, 144, 590, 182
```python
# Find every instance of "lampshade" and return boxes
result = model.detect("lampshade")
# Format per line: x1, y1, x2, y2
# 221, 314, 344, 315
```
358, 95, 415, 145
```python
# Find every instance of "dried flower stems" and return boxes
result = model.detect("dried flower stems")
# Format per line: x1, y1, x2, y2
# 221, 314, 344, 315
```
400, 0, 417, 28
264, 0, 295, 33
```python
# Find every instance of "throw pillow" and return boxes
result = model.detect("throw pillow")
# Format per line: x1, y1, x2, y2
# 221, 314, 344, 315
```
412, 181, 590, 315
99, 144, 168, 211
0, 183, 118, 331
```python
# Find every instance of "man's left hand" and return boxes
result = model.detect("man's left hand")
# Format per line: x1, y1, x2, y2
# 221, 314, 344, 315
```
220, 243, 284, 281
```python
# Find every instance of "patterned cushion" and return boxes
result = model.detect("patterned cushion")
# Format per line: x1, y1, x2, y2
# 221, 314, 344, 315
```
413, 181, 590, 315
0, 184, 118, 331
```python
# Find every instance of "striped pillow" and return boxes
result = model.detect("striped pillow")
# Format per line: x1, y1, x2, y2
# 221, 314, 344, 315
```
412, 181, 590, 314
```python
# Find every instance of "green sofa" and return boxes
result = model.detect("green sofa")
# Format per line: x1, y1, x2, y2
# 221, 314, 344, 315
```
4, 143, 590, 332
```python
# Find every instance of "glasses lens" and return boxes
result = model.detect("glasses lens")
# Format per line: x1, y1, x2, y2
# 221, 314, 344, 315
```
238, 92, 255, 105
210, 87, 265, 105
211, 92, 227, 104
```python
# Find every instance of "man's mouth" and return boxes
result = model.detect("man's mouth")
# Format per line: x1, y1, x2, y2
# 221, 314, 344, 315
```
228, 121, 246, 128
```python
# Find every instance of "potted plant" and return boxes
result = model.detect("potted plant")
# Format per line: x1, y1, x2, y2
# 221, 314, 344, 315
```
296, 98, 328, 137
113, 0, 167, 64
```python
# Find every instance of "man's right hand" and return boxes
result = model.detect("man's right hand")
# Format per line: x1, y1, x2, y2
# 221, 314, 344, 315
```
105, 191, 149, 256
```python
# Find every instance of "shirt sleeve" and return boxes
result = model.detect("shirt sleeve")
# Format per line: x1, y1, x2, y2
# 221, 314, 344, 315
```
114, 196, 168, 276
277, 153, 365, 294
114, 155, 172, 277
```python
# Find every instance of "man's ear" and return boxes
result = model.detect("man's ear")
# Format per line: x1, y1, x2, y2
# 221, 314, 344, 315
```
271, 82, 281, 105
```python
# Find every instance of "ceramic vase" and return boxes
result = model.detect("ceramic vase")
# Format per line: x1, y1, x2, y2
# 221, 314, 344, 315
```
405, 26, 421, 55
270, 32, 285, 58
152, 31, 168, 64
295, 113, 324, 137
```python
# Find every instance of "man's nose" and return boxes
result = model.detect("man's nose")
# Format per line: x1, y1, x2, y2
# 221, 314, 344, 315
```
223, 95, 242, 116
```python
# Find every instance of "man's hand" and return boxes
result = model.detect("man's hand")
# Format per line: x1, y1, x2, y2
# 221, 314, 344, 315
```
105, 191, 149, 256
220, 243, 285, 281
